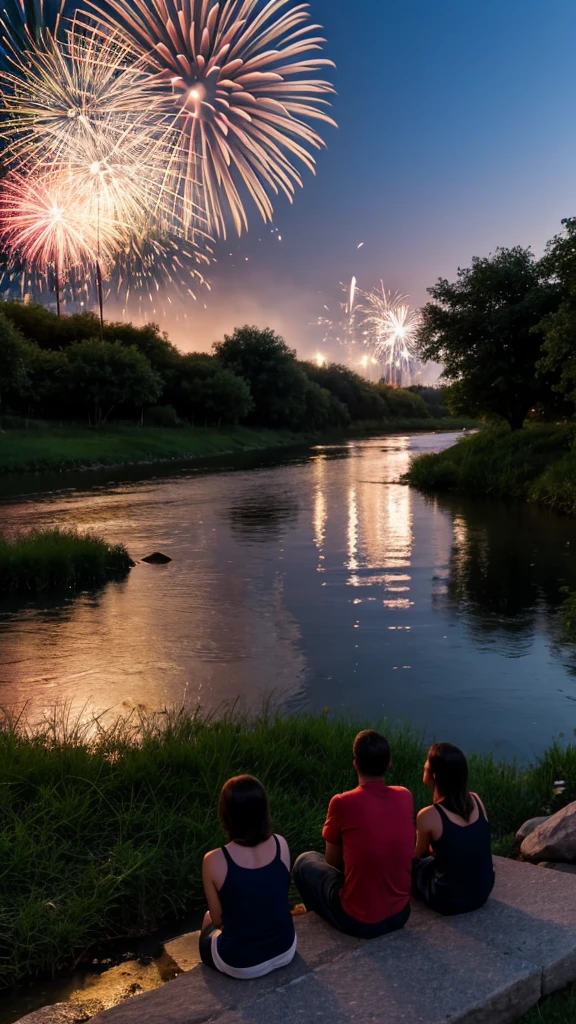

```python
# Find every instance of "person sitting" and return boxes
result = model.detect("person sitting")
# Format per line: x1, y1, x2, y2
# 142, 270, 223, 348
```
412, 742, 495, 915
293, 729, 414, 938
200, 774, 296, 978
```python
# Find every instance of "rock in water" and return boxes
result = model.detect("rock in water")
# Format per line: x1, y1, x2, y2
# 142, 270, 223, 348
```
521, 801, 576, 862
141, 552, 172, 564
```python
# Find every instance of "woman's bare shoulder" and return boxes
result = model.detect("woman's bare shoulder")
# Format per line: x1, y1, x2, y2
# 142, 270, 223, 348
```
417, 804, 439, 823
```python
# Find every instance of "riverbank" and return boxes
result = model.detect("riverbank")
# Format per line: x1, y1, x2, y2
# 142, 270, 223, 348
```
2, 707, 574, 991
406, 425, 576, 516
0, 419, 475, 476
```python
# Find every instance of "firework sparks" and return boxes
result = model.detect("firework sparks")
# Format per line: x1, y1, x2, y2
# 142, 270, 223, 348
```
0, 170, 120, 271
317, 276, 361, 362
361, 284, 422, 386
86, 0, 336, 237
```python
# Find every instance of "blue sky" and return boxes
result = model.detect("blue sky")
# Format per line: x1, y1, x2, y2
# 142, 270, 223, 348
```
166, 0, 576, 354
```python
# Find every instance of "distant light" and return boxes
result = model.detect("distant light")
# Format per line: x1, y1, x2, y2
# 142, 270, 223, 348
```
357, 242, 364, 249
315, 352, 326, 367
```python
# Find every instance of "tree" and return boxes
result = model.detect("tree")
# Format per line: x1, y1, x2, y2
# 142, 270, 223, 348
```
301, 362, 386, 421
538, 218, 576, 411
214, 325, 313, 429
63, 340, 163, 424
418, 247, 561, 430
183, 368, 253, 425
0, 312, 29, 412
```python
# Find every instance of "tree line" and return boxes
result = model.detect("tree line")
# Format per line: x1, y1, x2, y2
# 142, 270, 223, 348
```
0, 302, 439, 429
418, 218, 576, 430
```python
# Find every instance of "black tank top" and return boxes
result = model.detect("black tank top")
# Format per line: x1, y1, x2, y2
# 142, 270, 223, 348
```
430, 796, 495, 911
217, 835, 295, 969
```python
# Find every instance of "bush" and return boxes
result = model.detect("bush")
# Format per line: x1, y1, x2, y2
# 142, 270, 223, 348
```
0, 528, 133, 595
407, 426, 576, 499
144, 405, 181, 427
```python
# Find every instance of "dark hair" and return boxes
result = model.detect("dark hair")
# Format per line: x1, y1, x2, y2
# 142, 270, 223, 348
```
353, 730, 391, 777
218, 775, 272, 847
428, 743, 474, 820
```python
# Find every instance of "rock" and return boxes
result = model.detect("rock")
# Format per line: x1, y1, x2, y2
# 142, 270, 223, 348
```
69, 960, 163, 1011
14, 1003, 99, 1024
141, 552, 172, 564
164, 931, 201, 972
521, 801, 576, 863
515, 815, 550, 846
539, 862, 576, 875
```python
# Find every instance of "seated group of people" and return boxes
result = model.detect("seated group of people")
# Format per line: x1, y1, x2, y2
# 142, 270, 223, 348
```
200, 730, 495, 979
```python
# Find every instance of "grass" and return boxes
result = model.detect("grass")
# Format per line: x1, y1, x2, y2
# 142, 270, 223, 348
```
0, 419, 477, 476
1, 707, 575, 991
520, 985, 576, 1023
406, 425, 576, 514
0, 528, 133, 595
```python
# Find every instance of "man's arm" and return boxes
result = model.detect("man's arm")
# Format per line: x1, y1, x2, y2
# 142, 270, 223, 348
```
325, 840, 343, 870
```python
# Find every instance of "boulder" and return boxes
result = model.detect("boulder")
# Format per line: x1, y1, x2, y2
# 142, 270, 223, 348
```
521, 801, 576, 863
141, 552, 172, 564
515, 815, 550, 846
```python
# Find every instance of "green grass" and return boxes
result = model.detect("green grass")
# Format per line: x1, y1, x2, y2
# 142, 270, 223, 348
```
406, 425, 576, 513
0, 425, 306, 474
0, 419, 477, 476
520, 984, 576, 1023
1, 707, 575, 990
0, 528, 133, 595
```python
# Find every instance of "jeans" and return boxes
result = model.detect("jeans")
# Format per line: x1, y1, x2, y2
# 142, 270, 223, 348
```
293, 851, 410, 939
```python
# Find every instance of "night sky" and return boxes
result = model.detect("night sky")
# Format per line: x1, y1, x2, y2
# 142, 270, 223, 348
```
174, 0, 576, 361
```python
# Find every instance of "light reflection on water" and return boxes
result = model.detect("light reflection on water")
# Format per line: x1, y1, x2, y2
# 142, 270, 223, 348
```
2, 432, 576, 759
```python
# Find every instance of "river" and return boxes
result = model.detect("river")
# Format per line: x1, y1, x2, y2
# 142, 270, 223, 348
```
2, 431, 576, 761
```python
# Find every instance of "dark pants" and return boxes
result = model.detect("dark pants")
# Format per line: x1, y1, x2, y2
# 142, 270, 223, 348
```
412, 856, 494, 916
293, 852, 410, 939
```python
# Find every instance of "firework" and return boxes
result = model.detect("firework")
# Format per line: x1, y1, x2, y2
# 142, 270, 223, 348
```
86, 0, 336, 237
317, 276, 361, 362
0, 170, 121, 271
361, 284, 422, 386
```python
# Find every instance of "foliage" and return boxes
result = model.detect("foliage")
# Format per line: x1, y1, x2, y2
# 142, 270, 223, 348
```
175, 357, 253, 425
214, 326, 344, 430
406, 426, 576, 512
0, 528, 133, 595
520, 984, 576, 1024
63, 340, 163, 424
375, 383, 430, 419
302, 362, 386, 421
0, 425, 307, 473
418, 247, 561, 430
407, 385, 449, 417
0, 311, 29, 410
144, 404, 182, 427
0, 706, 567, 989
538, 219, 576, 411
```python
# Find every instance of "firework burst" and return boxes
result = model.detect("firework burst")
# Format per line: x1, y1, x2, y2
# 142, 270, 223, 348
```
317, 276, 361, 362
0, 170, 121, 271
87, 0, 336, 237
361, 284, 422, 385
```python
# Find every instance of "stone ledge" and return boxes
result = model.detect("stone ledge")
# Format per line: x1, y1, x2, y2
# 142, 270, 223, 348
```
28, 857, 576, 1024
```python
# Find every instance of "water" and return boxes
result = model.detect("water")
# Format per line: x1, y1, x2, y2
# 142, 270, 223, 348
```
2, 431, 576, 761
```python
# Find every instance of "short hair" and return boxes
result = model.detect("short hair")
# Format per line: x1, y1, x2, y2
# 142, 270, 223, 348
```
218, 774, 272, 847
353, 730, 391, 776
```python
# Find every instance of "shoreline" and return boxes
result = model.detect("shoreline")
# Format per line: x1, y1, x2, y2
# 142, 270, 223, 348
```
1, 706, 569, 992
0, 419, 475, 479
406, 425, 576, 517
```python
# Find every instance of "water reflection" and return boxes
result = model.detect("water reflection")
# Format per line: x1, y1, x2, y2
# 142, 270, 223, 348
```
2, 433, 576, 756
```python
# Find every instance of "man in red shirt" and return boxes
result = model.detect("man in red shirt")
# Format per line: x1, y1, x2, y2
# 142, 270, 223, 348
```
293, 729, 414, 937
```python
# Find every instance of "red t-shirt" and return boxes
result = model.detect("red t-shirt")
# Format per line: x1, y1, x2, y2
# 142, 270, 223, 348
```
322, 780, 414, 923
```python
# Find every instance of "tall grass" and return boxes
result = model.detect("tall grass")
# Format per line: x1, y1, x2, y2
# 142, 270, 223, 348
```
406, 425, 576, 511
0, 528, 133, 595
0, 706, 572, 990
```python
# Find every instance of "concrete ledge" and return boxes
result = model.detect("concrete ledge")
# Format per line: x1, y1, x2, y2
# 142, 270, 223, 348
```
86, 857, 576, 1024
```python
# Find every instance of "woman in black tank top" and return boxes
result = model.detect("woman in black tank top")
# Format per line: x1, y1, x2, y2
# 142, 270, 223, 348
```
200, 775, 296, 978
412, 743, 495, 915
